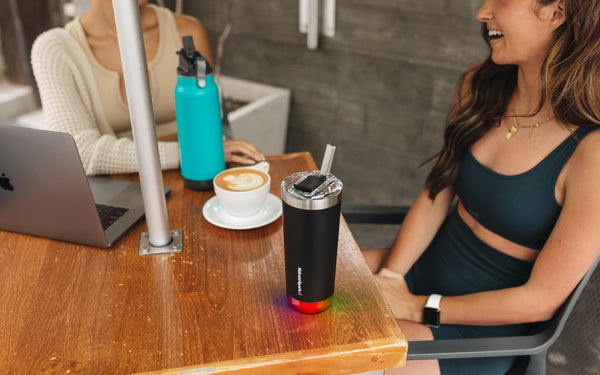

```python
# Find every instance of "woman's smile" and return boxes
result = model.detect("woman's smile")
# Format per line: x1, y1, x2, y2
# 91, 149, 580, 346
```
488, 29, 504, 46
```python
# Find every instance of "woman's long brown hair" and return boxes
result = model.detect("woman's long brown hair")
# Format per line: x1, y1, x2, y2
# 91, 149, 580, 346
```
424, 0, 600, 200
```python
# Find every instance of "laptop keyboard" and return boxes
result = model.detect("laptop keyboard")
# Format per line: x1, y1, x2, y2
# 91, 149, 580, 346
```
95, 204, 130, 230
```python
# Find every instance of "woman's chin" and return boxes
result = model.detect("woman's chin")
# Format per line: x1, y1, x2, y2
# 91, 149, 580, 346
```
490, 52, 510, 66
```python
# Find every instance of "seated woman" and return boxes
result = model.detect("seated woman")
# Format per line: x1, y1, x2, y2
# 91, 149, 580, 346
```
363, 0, 600, 374
31, 0, 264, 175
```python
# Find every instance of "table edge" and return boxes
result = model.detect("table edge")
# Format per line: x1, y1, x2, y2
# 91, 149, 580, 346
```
135, 336, 408, 375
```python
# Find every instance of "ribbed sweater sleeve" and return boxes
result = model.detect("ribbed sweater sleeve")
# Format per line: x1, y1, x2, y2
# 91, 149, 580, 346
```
31, 28, 180, 175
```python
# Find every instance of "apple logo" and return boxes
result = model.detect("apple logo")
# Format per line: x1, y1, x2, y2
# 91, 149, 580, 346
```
0, 173, 14, 191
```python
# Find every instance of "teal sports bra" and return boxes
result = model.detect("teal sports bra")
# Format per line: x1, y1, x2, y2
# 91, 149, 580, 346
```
453, 126, 598, 250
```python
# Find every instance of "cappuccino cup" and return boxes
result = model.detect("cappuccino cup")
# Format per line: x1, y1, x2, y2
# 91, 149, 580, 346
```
213, 162, 271, 217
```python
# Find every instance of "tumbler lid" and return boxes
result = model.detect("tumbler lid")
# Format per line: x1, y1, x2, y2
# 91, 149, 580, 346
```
281, 171, 343, 210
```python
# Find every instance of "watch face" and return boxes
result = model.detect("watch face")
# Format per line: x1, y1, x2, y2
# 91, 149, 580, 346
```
423, 307, 440, 328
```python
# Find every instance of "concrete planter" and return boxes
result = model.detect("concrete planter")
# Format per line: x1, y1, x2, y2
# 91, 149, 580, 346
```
220, 75, 290, 155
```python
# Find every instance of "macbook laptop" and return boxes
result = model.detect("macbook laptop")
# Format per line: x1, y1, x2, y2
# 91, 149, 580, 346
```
0, 125, 166, 248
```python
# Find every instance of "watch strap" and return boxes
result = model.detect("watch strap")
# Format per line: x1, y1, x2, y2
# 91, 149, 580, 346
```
423, 294, 442, 328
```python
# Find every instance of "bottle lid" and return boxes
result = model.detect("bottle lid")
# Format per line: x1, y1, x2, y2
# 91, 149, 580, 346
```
281, 171, 343, 210
177, 36, 212, 87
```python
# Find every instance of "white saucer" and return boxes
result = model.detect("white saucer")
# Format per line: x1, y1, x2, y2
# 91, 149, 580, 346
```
202, 193, 282, 230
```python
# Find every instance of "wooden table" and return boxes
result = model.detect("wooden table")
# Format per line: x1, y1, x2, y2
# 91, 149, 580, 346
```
0, 152, 407, 374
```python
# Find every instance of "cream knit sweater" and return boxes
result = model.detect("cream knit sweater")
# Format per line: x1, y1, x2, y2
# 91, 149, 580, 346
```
31, 28, 180, 175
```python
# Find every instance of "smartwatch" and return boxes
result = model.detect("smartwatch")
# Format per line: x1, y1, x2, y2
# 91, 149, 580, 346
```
423, 294, 442, 328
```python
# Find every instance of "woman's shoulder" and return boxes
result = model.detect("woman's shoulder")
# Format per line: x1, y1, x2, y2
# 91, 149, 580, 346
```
33, 27, 71, 47
557, 126, 600, 227
31, 26, 80, 62
173, 13, 209, 40
172, 12, 213, 63
566, 126, 600, 179
171, 10, 202, 27
574, 126, 600, 156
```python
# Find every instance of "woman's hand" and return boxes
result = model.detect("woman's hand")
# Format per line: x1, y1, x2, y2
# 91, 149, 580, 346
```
374, 268, 427, 323
224, 140, 265, 165
157, 136, 265, 166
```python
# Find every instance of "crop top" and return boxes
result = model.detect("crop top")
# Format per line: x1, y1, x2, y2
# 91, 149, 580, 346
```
453, 126, 598, 250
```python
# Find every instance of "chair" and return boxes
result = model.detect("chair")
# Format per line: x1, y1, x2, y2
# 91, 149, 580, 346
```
342, 204, 600, 375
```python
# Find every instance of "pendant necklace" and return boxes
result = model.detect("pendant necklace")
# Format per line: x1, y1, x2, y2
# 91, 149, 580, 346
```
505, 103, 555, 141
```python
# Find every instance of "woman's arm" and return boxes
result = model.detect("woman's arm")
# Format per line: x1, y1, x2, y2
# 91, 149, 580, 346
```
382, 185, 455, 275
31, 30, 179, 175
372, 185, 455, 320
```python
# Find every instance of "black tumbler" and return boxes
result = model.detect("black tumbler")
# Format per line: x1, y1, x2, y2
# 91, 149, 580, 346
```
281, 171, 343, 313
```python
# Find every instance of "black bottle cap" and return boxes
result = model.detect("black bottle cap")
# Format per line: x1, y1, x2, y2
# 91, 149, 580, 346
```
177, 36, 213, 76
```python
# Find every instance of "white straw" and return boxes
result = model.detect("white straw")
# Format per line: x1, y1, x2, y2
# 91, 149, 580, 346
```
320, 144, 336, 175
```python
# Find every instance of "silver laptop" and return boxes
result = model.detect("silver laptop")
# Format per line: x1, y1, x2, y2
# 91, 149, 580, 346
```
0, 125, 165, 248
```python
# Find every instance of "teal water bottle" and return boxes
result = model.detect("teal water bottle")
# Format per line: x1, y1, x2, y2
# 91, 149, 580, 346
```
175, 36, 225, 190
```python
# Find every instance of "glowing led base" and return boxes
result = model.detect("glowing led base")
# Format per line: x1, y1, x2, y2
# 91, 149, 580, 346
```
287, 294, 333, 314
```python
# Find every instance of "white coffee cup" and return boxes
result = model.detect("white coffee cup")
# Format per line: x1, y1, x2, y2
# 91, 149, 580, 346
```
213, 162, 271, 217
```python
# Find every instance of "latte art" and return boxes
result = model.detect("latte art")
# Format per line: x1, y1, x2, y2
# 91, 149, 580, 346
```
214, 168, 269, 192
222, 172, 264, 190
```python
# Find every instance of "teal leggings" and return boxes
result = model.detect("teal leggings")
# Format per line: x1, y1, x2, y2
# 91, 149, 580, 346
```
405, 208, 535, 375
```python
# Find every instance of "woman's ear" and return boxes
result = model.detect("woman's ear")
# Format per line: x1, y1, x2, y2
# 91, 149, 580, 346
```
550, 0, 566, 29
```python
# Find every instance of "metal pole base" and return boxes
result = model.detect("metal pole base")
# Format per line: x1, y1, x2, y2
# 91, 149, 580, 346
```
139, 229, 183, 255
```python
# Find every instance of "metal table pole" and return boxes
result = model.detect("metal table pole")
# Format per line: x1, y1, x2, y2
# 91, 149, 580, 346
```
112, 0, 182, 255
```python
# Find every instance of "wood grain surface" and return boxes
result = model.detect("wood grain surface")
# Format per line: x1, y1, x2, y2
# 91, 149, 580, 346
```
0, 152, 406, 375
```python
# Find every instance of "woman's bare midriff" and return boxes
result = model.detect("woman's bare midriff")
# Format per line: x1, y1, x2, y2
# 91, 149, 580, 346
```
456, 201, 540, 262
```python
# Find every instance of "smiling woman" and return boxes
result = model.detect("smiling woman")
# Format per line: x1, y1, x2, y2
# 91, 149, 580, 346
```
362, 0, 600, 374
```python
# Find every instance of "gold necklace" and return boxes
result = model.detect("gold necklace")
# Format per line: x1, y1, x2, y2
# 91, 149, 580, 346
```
505, 103, 555, 141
